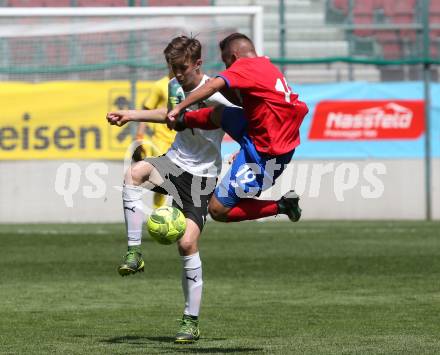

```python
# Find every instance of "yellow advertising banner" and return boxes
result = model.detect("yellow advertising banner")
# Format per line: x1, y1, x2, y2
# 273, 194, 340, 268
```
0, 81, 156, 160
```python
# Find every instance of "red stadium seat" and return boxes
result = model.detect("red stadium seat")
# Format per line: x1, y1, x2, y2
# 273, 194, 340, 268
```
353, 15, 374, 37
6, 0, 210, 5
379, 0, 416, 16
76, 0, 126, 6
145, 0, 209, 5
374, 30, 401, 59
430, 14, 440, 26
354, 0, 374, 16
375, 30, 399, 42
42, 0, 71, 5
431, 29, 440, 40
46, 41, 70, 66
431, 0, 440, 13
392, 14, 414, 25
7, 0, 44, 6
395, 0, 416, 14
332, 0, 349, 14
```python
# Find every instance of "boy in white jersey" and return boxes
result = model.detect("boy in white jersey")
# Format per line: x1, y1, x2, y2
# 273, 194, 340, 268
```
106, 36, 233, 343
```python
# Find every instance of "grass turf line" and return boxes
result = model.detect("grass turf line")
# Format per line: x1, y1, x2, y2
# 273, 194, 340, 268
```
0, 221, 439, 354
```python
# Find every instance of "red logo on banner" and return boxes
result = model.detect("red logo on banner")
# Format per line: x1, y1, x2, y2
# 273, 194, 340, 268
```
309, 100, 425, 140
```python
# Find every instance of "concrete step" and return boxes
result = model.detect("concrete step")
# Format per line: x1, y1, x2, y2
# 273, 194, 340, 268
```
264, 27, 345, 41
264, 12, 325, 26
216, 0, 311, 6
284, 66, 381, 83
223, 12, 325, 30
264, 40, 348, 58
216, 0, 322, 13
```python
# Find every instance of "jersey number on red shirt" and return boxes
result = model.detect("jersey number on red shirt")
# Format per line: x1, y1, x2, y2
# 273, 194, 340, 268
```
275, 77, 292, 103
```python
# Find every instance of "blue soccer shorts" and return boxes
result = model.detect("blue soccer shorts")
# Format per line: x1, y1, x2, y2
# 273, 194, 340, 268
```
214, 107, 294, 208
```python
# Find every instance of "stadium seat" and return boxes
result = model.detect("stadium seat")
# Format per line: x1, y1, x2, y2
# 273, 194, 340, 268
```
380, 0, 416, 16
430, 14, 440, 27
353, 14, 374, 37
6, 0, 210, 5
354, 0, 374, 16
46, 42, 69, 66
76, 0, 126, 6
431, 0, 440, 23
6, 0, 39, 6
332, 0, 349, 14
7, 0, 70, 6
144, 0, 209, 5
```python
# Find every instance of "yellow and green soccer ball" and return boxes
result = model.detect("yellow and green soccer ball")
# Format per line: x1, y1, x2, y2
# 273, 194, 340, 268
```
147, 206, 186, 245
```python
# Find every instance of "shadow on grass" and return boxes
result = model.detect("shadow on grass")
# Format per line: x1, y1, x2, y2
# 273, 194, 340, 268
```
168, 348, 263, 353
102, 335, 171, 345
101, 335, 262, 353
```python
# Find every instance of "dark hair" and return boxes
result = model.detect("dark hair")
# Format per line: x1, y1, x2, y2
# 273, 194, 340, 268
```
163, 36, 202, 64
219, 32, 253, 52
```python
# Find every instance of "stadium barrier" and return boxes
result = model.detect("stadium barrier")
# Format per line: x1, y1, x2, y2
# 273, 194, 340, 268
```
1, 81, 438, 222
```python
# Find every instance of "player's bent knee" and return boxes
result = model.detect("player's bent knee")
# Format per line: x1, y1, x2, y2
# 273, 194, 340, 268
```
178, 239, 196, 254
208, 204, 228, 222
177, 218, 201, 255
125, 161, 153, 186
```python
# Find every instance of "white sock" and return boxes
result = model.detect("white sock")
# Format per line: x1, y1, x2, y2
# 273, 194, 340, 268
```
181, 252, 203, 317
122, 184, 145, 247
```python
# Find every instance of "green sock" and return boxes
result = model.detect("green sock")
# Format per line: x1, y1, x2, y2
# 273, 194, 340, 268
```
277, 200, 285, 214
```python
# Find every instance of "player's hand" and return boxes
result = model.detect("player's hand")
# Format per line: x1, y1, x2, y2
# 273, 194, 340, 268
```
106, 110, 132, 127
166, 105, 181, 130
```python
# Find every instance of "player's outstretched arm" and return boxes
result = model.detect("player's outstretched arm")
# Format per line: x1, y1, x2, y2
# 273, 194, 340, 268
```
168, 77, 226, 122
106, 108, 167, 126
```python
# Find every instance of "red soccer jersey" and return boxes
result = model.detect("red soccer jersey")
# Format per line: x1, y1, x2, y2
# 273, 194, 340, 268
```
218, 56, 308, 155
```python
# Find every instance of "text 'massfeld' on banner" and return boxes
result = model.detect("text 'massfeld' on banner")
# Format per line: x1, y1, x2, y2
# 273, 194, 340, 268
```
309, 100, 425, 140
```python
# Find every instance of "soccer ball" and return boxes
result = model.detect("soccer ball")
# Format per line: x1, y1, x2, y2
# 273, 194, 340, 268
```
147, 206, 186, 245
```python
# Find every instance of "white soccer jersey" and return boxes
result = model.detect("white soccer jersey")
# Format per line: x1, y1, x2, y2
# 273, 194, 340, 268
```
166, 75, 233, 178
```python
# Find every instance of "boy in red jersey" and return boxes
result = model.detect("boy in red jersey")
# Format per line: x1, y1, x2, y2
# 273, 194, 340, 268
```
168, 33, 308, 223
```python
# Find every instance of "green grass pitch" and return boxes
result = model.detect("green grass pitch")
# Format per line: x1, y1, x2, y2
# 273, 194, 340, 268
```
0, 221, 439, 354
